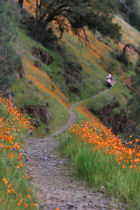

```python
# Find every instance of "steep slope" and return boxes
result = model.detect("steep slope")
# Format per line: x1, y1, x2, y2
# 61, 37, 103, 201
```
12, 0, 140, 138
13, 31, 70, 137
10, 2, 140, 209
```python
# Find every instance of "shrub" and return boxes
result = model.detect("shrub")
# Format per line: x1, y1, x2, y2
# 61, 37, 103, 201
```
0, 0, 21, 93
129, 10, 140, 31
112, 48, 130, 66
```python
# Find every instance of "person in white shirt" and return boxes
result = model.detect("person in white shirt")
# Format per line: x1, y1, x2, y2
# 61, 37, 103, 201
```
106, 72, 112, 88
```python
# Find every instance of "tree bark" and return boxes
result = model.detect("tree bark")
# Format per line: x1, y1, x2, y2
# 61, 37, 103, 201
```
123, 44, 140, 57
36, 0, 39, 20
18, 0, 24, 8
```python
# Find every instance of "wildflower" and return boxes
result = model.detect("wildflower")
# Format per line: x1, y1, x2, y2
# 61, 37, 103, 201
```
70, 119, 140, 171
15, 165, 20, 169
122, 165, 125, 169
10, 153, 15, 159
2, 178, 8, 184
11, 188, 15, 192
27, 194, 31, 199
7, 189, 11, 194
26, 175, 30, 180
17, 201, 21, 206
24, 203, 28, 207
19, 163, 24, 167
31, 203, 36, 208
135, 139, 139, 143
8, 184, 11, 188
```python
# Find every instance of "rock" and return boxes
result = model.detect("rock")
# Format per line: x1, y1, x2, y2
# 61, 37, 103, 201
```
97, 102, 128, 134
34, 60, 41, 68
28, 80, 33, 84
70, 86, 80, 94
22, 103, 51, 125
29, 129, 33, 135
97, 37, 103, 42
99, 185, 105, 193
64, 62, 83, 94
16, 64, 25, 79
45, 127, 50, 133
33, 120, 40, 128
59, 160, 68, 165
65, 62, 82, 77
31, 47, 54, 65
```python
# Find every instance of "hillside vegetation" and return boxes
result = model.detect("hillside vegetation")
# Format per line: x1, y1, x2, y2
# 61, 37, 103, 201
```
12, 9, 140, 137
0, 97, 36, 209
58, 118, 140, 209
0, 0, 140, 209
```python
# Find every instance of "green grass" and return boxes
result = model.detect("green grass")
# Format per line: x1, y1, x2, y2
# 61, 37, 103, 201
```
14, 28, 107, 137
0, 98, 37, 210
16, 29, 107, 102
58, 131, 140, 210
11, 79, 69, 138
13, 13, 140, 137
14, 30, 70, 137
61, 32, 107, 102
83, 78, 132, 116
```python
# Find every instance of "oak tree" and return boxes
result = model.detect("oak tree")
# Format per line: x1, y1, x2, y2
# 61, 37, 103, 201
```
31, 0, 121, 42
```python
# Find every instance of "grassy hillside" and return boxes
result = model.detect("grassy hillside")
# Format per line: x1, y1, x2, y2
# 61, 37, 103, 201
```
0, 97, 37, 209
58, 119, 140, 209
4, 2, 139, 209
10, 1, 140, 137
13, 31, 70, 137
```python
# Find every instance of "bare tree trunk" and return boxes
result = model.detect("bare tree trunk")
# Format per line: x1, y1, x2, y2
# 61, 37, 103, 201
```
36, 0, 39, 20
18, 0, 24, 8
123, 44, 140, 57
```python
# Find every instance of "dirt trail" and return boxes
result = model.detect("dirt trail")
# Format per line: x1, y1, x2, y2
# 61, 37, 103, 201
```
26, 79, 125, 209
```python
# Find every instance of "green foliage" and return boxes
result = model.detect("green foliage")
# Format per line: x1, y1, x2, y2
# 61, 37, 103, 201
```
58, 131, 140, 209
11, 78, 69, 138
0, 99, 37, 209
129, 58, 140, 125
118, 0, 140, 31
117, 52, 130, 66
82, 80, 131, 135
11, 79, 46, 108
84, 80, 130, 115
31, 0, 121, 44
0, 0, 21, 93
112, 48, 130, 66
128, 10, 140, 31
18, 0, 24, 8
126, 0, 135, 8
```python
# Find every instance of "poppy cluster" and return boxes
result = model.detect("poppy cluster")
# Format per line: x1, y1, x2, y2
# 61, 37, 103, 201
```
0, 97, 36, 208
71, 118, 140, 171
23, 57, 69, 109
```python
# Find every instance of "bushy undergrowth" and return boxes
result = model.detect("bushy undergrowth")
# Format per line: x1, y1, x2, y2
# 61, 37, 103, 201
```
0, 0, 21, 93
58, 121, 140, 209
0, 97, 37, 209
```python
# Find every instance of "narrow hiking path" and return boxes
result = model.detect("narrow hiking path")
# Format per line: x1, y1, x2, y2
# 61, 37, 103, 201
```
26, 79, 125, 210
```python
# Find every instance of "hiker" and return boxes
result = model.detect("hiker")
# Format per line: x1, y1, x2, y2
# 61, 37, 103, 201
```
106, 72, 112, 88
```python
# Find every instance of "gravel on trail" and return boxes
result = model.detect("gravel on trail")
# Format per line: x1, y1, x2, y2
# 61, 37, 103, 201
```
26, 79, 125, 209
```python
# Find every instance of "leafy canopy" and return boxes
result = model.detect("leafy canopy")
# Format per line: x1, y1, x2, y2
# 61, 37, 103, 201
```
32, 0, 121, 42
129, 57, 140, 125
